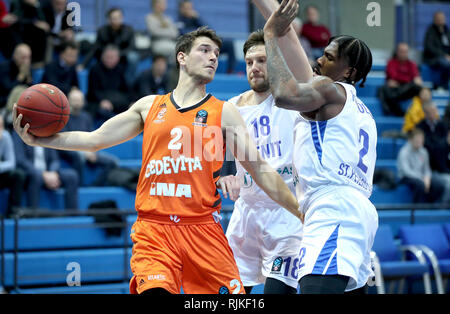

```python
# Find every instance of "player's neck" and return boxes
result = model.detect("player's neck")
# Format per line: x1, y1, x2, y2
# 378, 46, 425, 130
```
253, 90, 271, 105
172, 82, 208, 108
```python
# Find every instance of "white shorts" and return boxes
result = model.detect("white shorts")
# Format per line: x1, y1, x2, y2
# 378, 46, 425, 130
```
226, 197, 303, 289
298, 186, 378, 291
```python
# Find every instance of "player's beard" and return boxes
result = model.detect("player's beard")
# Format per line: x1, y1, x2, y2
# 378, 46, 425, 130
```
249, 77, 270, 93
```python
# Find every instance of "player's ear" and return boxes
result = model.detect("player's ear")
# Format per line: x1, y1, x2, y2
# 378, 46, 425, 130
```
177, 51, 187, 68
344, 67, 357, 84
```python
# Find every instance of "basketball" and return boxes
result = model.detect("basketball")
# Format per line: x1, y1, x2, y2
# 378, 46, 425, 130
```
16, 83, 70, 137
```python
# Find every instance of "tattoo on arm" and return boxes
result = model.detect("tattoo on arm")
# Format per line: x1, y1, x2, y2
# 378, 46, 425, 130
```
265, 36, 298, 99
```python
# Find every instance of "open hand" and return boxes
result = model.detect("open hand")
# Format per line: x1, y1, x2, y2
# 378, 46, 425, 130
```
263, 0, 299, 38
13, 104, 38, 146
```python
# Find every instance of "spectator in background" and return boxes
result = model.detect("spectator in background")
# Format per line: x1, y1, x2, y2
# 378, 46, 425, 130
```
442, 101, 450, 130
423, 11, 450, 90
402, 87, 432, 134
87, 44, 131, 124
378, 42, 423, 117
0, 0, 21, 59
133, 54, 169, 101
59, 89, 118, 186
9, 0, 51, 67
42, 0, 75, 59
12, 131, 79, 210
80, 7, 138, 83
0, 43, 32, 109
0, 113, 25, 217
176, 0, 236, 73
41, 40, 79, 95
417, 101, 448, 171
301, 5, 331, 60
397, 128, 445, 203
146, 0, 179, 63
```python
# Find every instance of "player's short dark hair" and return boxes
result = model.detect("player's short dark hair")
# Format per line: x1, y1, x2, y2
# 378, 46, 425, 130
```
243, 29, 265, 56
329, 35, 373, 88
174, 26, 222, 69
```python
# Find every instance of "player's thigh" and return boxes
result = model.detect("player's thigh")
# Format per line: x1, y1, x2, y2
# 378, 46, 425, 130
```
182, 223, 245, 294
129, 220, 182, 294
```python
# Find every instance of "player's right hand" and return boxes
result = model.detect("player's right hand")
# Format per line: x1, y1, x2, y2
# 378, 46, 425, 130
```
12, 103, 37, 146
263, 0, 299, 38
216, 175, 241, 201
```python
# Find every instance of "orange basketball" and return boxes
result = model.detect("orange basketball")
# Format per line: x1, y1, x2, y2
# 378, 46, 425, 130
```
16, 83, 70, 137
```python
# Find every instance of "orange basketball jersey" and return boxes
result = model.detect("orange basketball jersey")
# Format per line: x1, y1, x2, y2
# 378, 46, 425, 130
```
135, 93, 226, 218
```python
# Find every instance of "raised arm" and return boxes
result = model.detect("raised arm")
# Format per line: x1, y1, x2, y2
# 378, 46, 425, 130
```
13, 95, 155, 152
221, 101, 301, 220
252, 0, 312, 82
263, 0, 345, 113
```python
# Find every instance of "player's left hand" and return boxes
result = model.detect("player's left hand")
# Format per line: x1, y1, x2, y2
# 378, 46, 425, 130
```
263, 0, 299, 38
216, 175, 241, 201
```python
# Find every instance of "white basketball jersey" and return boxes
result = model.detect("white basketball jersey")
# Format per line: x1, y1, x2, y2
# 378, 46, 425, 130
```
293, 82, 377, 209
228, 93, 297, 204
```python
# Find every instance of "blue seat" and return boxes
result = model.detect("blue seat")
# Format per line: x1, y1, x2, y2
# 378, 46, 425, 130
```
2, 248, 132, 287
370, 184, 413, 205
371, 225, 432, 293
378, 210, 412, 238
207, 74, 249, 94
377, 137, 405, 160
444, 223, 450, 242
376, 118, 405, 138
77, 69, 89, 95
31, 68, 44, 84
399, 224, 450, 294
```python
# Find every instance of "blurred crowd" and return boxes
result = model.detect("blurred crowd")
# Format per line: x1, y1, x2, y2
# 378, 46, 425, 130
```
0, 0, 449, 216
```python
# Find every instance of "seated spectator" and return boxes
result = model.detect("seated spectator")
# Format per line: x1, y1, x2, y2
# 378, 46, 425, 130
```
87, 44, 131, 124
12, 131, 79, 210
427, 128, 450, 203
9, 0, 51, 67
423, 11, 450, 90
402, 87, 432, 134
397, 128, 445, 203
1, 84, 28, 131
133, 54, 169, 101
442, 101, 450, 130
292, 17, 314, 65
42, 0, 75, 58
146, 0, 179, 63
0, 0, 21, 59
80, 7, 137, 83
300, 5, 331, 60
176, 0, 236, 73
417, 101, 448, 172
59, 89, 118, 186
378, 42, 423, 117
41, 40, 79, 95
0, 43, 32, 109
0, 113, 25, 217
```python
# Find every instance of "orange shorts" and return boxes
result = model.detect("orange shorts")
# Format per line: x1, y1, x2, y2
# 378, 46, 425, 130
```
129, 213, 245, 294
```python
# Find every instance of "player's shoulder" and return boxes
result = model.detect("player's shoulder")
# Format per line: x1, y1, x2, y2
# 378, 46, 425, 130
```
131, 95, 159, 111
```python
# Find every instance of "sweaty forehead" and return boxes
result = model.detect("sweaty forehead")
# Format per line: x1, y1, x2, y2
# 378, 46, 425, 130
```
245, 44, 266, 59
324, 41, 339, 58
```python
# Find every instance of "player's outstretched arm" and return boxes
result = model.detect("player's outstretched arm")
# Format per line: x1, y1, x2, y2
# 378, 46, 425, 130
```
263, 0, 345, 112
13, 95, 154, 152
252, 0, 312, 82
222, 101, 302, 221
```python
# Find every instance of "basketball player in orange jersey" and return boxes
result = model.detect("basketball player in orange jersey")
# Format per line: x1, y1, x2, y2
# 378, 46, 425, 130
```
12, 26, 302, 295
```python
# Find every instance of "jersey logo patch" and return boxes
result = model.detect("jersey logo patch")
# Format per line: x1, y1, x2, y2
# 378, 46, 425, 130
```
153, 103, 167, 124
193, 109, 208, 127
271, 257, 283, 273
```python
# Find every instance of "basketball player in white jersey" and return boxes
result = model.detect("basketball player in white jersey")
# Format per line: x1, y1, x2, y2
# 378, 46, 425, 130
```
217, 0, 313, 294
262, 0, 378, 293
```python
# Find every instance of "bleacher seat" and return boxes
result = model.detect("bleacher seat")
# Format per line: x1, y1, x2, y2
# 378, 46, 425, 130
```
77, 69, 89, 95
445, 223, 450, 242
376, 118, 405, 138
377, 137, 406, 160
207, 74, 249, 94
378, 211, 412, 238
398, 224, 450, 293
370, 184, 413, 205
31, 68, 44, 84
2, 248, 132, 287
371, 225, 432, 294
